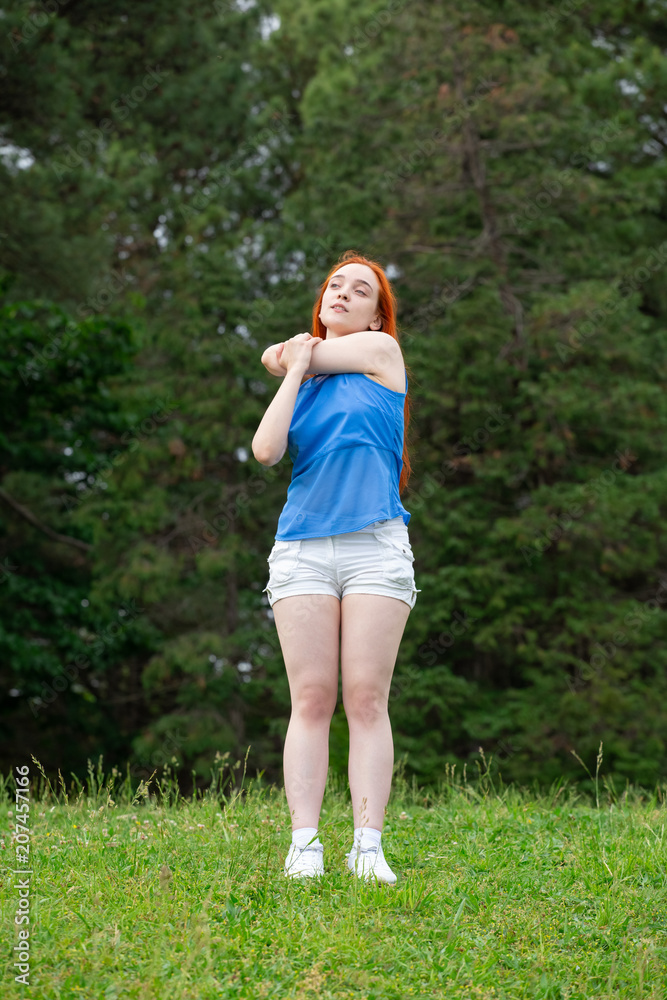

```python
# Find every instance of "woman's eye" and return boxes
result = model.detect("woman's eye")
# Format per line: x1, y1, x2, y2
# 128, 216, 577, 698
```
329, 281, 365, 296
330, 282, 364, 295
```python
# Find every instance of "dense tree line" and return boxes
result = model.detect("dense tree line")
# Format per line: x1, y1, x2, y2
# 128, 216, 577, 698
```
1, 0, 666, 795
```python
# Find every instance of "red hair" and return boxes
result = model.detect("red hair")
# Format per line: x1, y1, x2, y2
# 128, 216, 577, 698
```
305, 250, 413, 496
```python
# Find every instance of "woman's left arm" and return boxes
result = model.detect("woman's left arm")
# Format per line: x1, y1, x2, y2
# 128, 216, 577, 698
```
303, 331, 399, 376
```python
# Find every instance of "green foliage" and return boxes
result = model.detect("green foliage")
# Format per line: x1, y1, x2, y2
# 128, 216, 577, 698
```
0, 296, 159, 774
1, 0, 666, 792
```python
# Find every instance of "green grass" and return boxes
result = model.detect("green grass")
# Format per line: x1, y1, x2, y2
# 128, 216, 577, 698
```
2, 748, 666, 999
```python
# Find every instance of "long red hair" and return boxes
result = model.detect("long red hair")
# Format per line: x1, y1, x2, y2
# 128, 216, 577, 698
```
305, 250, 413, 496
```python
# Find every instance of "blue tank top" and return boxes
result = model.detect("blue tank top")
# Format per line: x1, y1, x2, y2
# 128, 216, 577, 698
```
275, 370, 411, 540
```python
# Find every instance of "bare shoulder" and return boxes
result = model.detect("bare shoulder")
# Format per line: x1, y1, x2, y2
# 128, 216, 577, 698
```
366, 333, 405, 393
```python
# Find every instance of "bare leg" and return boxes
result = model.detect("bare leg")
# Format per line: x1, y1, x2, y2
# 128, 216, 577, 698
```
271, 593, 341, 830
340, 594, 411, 831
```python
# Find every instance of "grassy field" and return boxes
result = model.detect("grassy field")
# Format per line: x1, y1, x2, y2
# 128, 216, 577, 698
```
2, 748, 666, 999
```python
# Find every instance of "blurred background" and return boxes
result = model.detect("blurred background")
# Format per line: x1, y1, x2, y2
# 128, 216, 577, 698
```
1, 0, 666, 797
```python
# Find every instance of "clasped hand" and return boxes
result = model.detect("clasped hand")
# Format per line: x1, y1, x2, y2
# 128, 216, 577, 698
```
275, 332, 315, 374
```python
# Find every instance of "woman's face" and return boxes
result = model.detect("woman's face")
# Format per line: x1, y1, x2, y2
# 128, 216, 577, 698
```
319, 263, 382, 337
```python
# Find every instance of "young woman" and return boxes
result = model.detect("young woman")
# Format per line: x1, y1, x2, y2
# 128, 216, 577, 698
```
251, 251, 420, 884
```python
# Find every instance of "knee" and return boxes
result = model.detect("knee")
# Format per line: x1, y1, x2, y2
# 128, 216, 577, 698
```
343, 688, 388, 727
292, 685, 336, 725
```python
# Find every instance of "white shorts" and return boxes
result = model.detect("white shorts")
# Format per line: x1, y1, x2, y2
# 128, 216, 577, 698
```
262, 517, 421, 610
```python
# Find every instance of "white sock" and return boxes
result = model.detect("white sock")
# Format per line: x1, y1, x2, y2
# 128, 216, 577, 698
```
292, 826, 320, 849
354, 826, 382, 851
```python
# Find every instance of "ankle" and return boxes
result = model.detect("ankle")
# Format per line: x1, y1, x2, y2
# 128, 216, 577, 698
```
353, 826, 382, 851
291, 826, 320, 849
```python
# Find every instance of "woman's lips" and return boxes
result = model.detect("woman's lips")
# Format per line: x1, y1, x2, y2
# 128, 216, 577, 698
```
332, 305, 346, 312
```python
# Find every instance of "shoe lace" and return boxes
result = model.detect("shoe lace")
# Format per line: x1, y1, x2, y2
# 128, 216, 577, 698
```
298, 842, 323, 855
350, 844, 381, 864
360, 845, 379, 857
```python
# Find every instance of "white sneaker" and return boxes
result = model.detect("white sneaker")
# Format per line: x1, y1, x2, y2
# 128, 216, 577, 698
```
347, 843, 397, 884
284, 841, 324, 879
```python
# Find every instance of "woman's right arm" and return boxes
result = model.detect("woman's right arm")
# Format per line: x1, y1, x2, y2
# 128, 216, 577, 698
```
252, 334, 314, 466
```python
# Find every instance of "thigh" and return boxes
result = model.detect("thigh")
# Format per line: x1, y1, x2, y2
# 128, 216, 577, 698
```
340, 593, 410, 702
272, 594, 341, 700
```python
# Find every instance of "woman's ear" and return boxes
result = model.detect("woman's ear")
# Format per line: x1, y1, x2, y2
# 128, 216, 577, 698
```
370, 315, 382, 330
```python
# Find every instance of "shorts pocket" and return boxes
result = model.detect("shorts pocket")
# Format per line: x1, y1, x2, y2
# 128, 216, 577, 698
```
375, 531, 415, 589
267, 539, 303, 584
